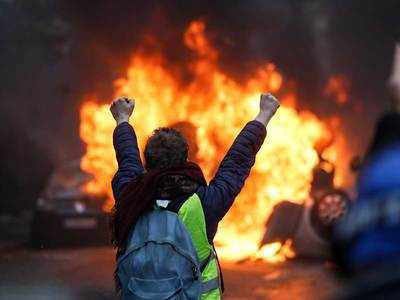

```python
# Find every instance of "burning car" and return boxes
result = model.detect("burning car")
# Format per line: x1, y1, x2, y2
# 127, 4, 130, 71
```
31, 161, 109, 248
260, 159, 350, 259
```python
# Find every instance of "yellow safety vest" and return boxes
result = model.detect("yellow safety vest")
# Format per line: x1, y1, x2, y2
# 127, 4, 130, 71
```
178, 194, 222, 299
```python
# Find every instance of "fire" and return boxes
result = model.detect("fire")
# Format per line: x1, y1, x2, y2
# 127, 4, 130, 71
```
256, 240, 296, 263
324, 75, 350, 105
80, 21, 343, 261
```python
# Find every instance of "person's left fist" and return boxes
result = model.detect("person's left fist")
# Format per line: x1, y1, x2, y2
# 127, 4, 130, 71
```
260, 93, 280, 117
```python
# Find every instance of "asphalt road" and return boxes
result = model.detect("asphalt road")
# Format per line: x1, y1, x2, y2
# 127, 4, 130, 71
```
0, 246, 339, 300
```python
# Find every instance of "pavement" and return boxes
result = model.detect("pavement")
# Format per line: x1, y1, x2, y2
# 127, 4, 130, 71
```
0, 246, 340, 300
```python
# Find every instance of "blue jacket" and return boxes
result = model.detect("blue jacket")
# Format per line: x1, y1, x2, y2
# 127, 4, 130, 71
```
112, 120, 266, 243
335, 142, 400, 271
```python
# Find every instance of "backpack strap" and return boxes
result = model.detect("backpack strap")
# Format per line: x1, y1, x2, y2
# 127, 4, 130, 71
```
200, 248, 215, 273
199, 248, 220, 293
201, 277, 220, 294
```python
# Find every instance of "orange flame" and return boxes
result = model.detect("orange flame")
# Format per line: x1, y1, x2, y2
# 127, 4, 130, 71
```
80, 20, 344, 261
324, 75, 350, 105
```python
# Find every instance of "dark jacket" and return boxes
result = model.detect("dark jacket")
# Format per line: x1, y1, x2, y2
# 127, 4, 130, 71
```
111, 120, 266, 243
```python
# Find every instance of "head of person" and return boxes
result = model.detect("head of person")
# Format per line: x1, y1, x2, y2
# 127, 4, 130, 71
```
169, 121, 200, 163
144, 127, 189, 171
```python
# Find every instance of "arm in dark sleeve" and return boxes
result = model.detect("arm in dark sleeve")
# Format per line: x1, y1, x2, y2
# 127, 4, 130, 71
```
198, 120, 267, 240
111, 122, 145, 200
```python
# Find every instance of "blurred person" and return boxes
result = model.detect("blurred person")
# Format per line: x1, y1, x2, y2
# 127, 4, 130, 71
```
109, 94, 279, 299
331, 29, 400, 300
333, 142, 400, 299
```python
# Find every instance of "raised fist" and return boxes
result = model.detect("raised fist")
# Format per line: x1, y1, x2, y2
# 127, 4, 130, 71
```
260, 93, 280, 116
255, 93, 280, 126
110, 97, 135, 125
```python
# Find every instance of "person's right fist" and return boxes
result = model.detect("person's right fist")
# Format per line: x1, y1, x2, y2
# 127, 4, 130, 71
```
110, 97, 135, 125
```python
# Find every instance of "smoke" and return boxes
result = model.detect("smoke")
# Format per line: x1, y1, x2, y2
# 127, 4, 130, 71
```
58, 0, 399, 105
59, 0, 400, 184
0, 0, 78, 212
0, 0, 399, 212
